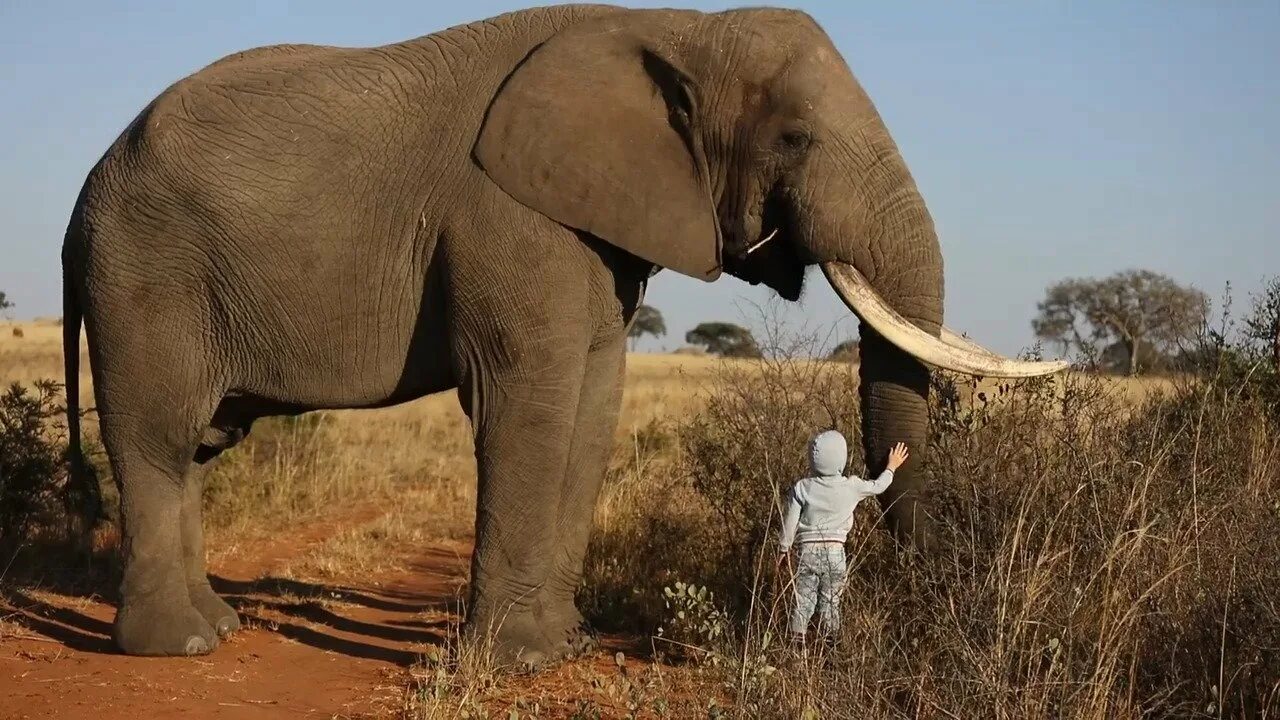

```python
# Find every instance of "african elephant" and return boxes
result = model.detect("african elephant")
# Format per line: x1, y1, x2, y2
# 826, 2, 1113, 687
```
61, 4, 1065, 664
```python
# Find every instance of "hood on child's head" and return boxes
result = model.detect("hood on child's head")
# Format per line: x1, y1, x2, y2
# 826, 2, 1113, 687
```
808, 430, 848, 477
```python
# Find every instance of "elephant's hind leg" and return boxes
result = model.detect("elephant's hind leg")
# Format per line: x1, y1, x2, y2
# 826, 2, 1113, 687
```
180, 463, 240, 637
94, 332, 224, 656
102, 414, 222, 656
181, 420, 252, 637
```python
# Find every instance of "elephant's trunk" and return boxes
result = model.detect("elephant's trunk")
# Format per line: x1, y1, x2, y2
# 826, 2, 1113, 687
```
838, 177, 944, 548
804, 121, 1063, 549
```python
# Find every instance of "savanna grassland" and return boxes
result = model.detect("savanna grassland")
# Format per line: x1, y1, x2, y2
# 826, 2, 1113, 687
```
1, 316, 1276, 719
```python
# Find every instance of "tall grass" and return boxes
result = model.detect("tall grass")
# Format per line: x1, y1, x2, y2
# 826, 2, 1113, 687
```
582, 322, 1280, 718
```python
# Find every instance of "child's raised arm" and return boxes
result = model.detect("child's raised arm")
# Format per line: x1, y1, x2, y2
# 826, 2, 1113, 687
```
854, 442, 910, 496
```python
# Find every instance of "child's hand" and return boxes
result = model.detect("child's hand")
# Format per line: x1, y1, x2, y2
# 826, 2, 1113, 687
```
886, 442, 910, 471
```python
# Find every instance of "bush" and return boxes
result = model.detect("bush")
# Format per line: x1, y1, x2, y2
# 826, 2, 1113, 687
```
581, 328, 858, 634
679, 351, 858, 616
0, 380, 102, 552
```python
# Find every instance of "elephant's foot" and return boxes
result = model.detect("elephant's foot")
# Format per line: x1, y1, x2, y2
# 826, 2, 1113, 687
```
539, 598, 598, 659
552, 620, 599, 659
114, 592, 219, 656
188, 582, 241, 638
465, 608, 557, 671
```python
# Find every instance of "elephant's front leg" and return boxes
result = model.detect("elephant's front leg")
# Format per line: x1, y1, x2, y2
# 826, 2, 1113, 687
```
538, 334, 627, 656
458, 338, 588, 667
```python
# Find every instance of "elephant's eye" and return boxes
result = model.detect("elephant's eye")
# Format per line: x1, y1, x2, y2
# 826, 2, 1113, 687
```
779, 129, 811, 153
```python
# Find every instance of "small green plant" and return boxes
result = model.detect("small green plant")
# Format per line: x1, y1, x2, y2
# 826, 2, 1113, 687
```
567, 698, 603, 719
658, 581, 729, 662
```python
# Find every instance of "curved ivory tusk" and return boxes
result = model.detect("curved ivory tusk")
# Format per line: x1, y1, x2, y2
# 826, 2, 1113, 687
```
941, 325, 1001, 357
821, 262, 1070, 378
745, 227, 779, 255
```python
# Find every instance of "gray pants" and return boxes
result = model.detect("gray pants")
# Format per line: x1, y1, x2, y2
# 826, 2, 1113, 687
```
789, 543, 847, 638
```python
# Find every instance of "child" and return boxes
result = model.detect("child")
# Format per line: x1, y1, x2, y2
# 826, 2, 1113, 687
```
777, 431, 909, 643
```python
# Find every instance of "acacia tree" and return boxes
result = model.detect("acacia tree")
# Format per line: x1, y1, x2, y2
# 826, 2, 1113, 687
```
0, 291, 11, 318
685, 322, 761, 359
1032, 270, 1207, 375
627, 304, 666, 350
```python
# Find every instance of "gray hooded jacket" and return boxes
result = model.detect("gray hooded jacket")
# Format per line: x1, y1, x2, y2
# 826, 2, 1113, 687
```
778, 430, 894, 551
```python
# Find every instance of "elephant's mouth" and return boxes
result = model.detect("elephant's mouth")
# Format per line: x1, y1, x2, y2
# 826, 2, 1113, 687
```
723, 188, 806, 301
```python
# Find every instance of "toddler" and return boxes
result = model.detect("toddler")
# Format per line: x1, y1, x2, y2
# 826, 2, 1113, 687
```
777, 430, 909, 642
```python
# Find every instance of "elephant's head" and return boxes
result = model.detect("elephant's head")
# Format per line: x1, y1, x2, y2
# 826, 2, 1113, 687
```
475, 8, 1066, 546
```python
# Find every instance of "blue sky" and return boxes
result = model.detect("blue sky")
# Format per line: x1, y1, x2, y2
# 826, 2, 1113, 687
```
1, 1, 1276, 355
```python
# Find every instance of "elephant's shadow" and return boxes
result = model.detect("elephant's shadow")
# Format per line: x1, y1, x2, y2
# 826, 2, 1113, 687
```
0, 585, 118, 653
1, 572, 458, 667
211, 575, 459, 666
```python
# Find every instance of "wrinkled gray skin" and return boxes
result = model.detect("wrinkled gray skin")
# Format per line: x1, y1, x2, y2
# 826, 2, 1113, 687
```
63, 5, 946, 664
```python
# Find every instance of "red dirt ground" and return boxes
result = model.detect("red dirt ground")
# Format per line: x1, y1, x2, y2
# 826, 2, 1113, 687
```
0, 510, 688, 719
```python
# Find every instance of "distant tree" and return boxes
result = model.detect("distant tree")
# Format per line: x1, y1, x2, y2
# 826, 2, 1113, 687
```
828, 339, 859, 362
1032, 270, 1208, 375
685, 322, 761, 359
0, 291, 11, 319
628, 304, 667, 350
1099, 339, 1170, 375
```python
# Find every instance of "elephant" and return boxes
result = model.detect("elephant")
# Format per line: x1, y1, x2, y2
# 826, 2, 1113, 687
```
60, 4, 1066, 664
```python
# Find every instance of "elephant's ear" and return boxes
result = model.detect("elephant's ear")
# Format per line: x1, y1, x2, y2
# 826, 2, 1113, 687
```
474, 15, 722, 281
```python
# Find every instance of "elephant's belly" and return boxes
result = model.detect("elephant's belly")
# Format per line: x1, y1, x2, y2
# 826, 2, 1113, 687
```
224, 296, 457, 412
218, 241, 458, 411
226, 344, 458, 414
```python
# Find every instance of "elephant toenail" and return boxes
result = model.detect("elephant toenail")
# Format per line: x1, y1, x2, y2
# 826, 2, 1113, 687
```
216, 618, 234, 636
185, 636, 210, 655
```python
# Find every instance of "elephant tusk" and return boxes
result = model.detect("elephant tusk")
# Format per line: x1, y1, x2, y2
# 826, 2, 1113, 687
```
821, 261, 1070, 378
745, 227, 779, 255
941, 325, 1002, 357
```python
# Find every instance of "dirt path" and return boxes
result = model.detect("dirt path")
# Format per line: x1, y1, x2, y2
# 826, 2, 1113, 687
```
0, 505, 473, 719
0, 505, 699, 720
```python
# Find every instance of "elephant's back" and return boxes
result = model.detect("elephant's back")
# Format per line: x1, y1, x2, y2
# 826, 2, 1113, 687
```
80, 4, 629, 216
196, 43, 329, 74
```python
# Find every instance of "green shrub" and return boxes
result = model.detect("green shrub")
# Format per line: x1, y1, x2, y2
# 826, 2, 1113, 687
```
0, 380, 102, 552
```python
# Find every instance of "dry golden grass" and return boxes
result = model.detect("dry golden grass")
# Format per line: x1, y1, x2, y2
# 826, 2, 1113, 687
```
581, 346, 1280, 718
0, 316, 1190, 578
275, 482, 469, 581
0, 319, 92, 399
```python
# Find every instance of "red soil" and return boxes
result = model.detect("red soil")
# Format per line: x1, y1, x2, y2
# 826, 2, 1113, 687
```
0, 509, 695, 719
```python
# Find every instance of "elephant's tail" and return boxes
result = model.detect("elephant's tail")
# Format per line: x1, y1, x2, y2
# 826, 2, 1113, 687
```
62, 250, 102, 535
63, 255, 82, 461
